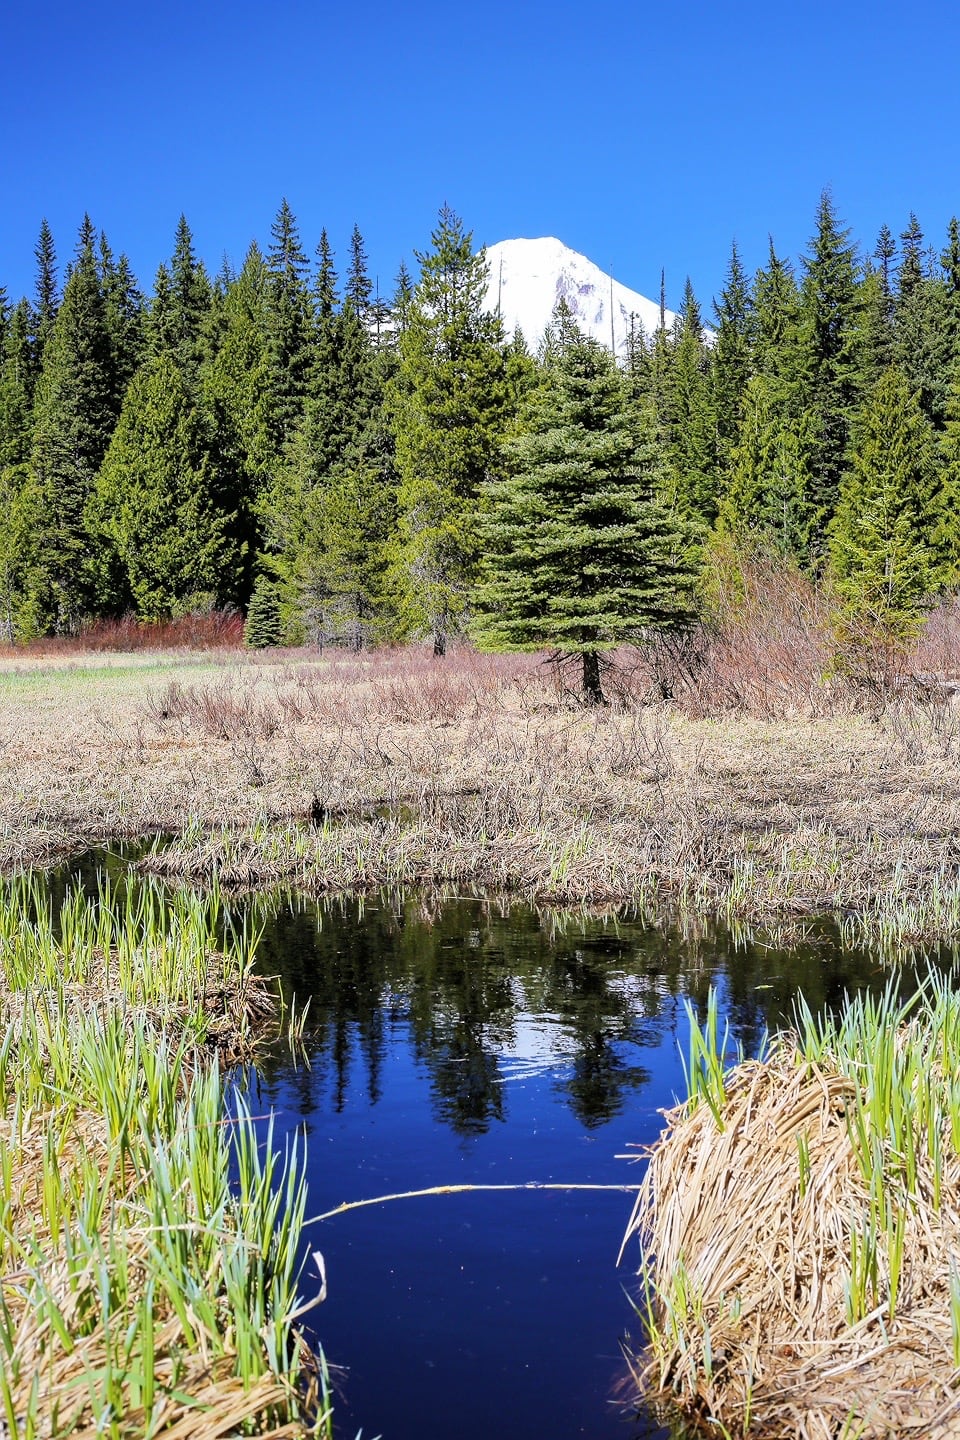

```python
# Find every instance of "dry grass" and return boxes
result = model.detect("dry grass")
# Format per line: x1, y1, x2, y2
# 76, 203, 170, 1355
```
0, 622, 957, 936
622, 981, 960, 1437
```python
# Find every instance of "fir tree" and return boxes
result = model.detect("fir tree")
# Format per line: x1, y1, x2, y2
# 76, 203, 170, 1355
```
475, 328, 695, 703
0, 300, 34, 467
345, 224, 373, 321
266, 199, 314, 446
388, 205, 508, 653
94, 352, 244, 620
243, 575, 284, 647
830, 367, 949, 638
719, 374, 816, 559
894, 214, 952, 428
711, 241, 753, 463
166, 215, 213, 372
29, 218, 118, 629
797, 192, 861, 543
33, 218, 59, 364
663, 278, 717, 527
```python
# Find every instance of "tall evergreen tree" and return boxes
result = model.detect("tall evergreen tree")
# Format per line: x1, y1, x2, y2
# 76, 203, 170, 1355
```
265, 199, 314, 446
0, 300, 34, 467
345, 224, 373, 321
29, 218, 118, 629
719, 373, 816, 559
94, 352, 245, 619
475, 328, 695, 703
33, 218, 59, 365
830, 367, 949, 638
388, 205, 508, 653
711, 241, 753, 464
663, 278, 717, 527
797, 191, 861, 541
894, 213, 952, 428
166, 215, 212, 372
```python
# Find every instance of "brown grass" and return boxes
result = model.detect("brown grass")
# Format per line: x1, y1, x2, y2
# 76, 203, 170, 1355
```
0, 595, 956, 933
621, 1042, 960, 1438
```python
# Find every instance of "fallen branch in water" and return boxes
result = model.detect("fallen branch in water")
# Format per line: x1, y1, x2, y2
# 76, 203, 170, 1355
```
307, 1181, 641, 1224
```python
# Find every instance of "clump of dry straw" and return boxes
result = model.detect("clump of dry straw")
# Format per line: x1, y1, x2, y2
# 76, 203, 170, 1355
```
622, 979, 960, 1438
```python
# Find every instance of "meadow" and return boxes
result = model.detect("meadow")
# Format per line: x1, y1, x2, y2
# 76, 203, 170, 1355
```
0, 576, 959, 945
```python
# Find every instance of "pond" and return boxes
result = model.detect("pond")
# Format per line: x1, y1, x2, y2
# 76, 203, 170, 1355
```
46, 853, 924, 1439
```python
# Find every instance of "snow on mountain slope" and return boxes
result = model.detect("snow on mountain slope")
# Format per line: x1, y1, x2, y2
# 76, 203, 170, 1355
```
482, 237, 674, 359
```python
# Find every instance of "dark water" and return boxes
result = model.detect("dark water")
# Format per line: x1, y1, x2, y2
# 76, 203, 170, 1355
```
244, 894, 904, 1440
44, 853, 933, 1440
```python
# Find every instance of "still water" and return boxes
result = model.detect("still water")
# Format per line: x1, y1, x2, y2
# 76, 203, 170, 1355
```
48, 855, 907, 1440
245, 893, 896, 1440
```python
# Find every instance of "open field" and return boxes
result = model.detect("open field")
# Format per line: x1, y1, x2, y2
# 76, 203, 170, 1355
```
0, 628, 958, 941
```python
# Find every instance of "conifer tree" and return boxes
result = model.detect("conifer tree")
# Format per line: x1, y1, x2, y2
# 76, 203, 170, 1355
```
345, 224, 373, 321
165, 215, 213, 373
265, 199, 314, 446
29, 218, 118, 629
830, 367, 949, 638
719, 374, 815, 559
388, 205, 508, 653
94, 352, 244, 620
33, 218, 59, 365
663, 278, 717, 527
243, 575, 283, 647
752, 240, 802, 397
797, 192, 862, 545
0, 300, 34, 467
711, 241, 753, 463
894, 214, 952, 428
475, 327, 695, 703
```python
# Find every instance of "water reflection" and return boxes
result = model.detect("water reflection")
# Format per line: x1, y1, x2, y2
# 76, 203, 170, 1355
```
249, 892, 895, 1138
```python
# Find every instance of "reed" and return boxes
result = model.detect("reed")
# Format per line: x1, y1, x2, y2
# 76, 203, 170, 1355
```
0, 874, 328, 1438
622, 972, 960, 1437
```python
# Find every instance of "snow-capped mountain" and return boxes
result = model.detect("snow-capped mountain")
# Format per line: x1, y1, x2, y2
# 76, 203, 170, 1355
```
482, 237, 674, 359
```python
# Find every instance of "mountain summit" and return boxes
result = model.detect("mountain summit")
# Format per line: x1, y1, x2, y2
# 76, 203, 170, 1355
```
482, 237, 674, 358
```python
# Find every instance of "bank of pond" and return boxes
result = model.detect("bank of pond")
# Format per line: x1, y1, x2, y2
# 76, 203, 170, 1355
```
0, 850, 958, 1438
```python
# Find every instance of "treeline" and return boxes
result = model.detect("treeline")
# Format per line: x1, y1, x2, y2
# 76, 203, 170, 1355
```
0, 192, 957, 665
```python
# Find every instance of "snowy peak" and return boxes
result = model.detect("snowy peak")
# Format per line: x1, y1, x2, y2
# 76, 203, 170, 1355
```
482, 237, 673, 359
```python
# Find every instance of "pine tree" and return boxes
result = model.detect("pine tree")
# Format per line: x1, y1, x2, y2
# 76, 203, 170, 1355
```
100, 241, 145, 406
711, 241, 753, 464
265, 199, 314, 446
345, 224, 373, 322
830, 367, 949, 639
243, 575, 283, 647
0, 300, 34, 467
388, 205, 508, 653
894, 213, 952, 429
475, 328, 695, 703
719, 374, 816, 559
751, 239, 802, 396
29, 218, 118, 629
165, 215, 213, 372
33, 218, 59, 365
94, 352, 244, 620
797, 192, 861, 541
663, 278, 717, 527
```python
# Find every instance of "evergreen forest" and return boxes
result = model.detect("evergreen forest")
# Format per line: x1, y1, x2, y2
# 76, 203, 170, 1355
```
2, 193, 959, 681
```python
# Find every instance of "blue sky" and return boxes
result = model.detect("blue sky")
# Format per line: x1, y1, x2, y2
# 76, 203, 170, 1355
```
4, 0, 960, 317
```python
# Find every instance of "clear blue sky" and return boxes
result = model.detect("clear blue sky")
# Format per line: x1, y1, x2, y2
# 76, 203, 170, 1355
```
4, 0, 960, 317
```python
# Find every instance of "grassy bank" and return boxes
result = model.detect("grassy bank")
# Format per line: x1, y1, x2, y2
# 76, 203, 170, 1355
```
0, 873, 326, 1439
0, 632, 958, 941
622, 977, 960, 1437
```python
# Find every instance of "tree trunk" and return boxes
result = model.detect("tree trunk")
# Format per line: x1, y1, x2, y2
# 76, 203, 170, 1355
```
582, 650, 604, 705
